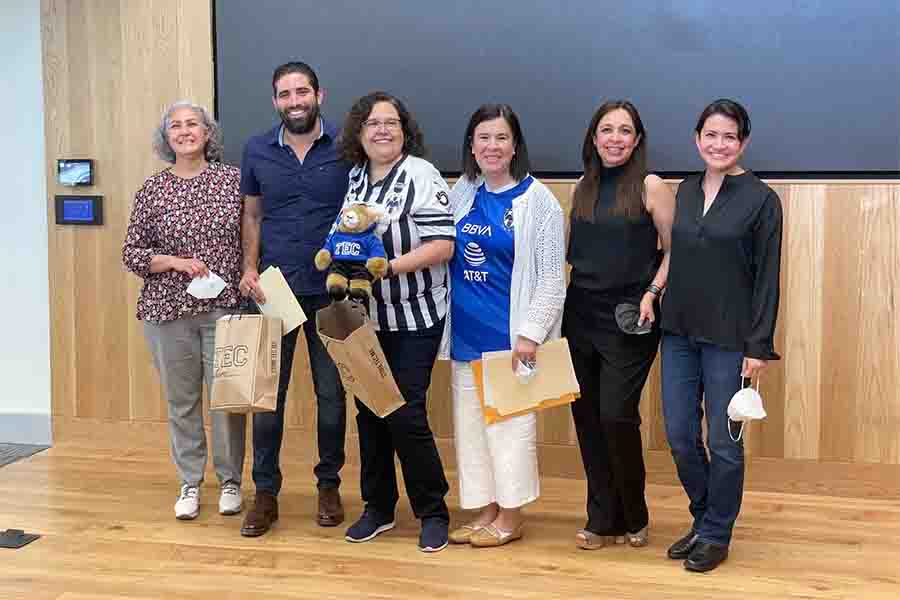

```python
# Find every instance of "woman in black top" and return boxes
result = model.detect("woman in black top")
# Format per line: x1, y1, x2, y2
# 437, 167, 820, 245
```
562, 101, 674, 550
661, 99, 782, 573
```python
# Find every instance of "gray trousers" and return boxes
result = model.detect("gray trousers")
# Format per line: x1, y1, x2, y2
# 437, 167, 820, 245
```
144, 309, 246, 487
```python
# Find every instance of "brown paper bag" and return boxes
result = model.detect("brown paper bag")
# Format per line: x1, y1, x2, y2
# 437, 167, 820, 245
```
316, 301, 405, 418
210, 314, 282, 413
471, 338, 580, 425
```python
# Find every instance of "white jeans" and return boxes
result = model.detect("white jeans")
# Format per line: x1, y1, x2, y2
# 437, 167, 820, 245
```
451, 361, 539, 509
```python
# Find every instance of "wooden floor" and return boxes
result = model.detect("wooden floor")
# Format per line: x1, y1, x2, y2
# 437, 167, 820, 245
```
2, 440, 900, 600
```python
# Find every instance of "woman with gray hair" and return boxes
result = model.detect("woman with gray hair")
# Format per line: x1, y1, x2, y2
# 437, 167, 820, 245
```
123, 101, 247, 520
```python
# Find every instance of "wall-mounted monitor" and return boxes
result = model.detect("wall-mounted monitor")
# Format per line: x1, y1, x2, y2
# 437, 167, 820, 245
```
57, 159, 94, 186
55, 195, 103, 226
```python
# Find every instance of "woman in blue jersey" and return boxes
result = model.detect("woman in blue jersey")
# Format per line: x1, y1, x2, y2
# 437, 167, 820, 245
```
442, 104, 566, 547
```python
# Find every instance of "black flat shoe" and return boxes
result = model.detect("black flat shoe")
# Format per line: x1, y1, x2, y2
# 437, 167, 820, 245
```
684, 541, 729, 572
667, 530, 698, 559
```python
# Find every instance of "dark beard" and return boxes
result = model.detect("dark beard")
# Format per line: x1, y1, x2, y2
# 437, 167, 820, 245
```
280, 101, 320, 135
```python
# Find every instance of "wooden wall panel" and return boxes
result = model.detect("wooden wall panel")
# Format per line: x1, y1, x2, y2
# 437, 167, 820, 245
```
819, 187, 865, 462
42, 0, 76, 419
782, 185, 824, 459
43, 0, 900, 497
853, 185, 900, 464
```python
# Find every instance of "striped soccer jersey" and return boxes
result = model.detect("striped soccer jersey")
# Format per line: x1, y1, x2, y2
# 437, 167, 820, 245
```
338, 155, 455, 331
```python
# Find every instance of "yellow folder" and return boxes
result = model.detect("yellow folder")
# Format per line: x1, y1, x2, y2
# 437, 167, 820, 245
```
471, 338, 580, 425
256, 266, 307, 335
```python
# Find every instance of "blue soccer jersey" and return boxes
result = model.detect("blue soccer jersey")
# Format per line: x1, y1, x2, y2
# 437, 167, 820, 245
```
450, 177, 533, 361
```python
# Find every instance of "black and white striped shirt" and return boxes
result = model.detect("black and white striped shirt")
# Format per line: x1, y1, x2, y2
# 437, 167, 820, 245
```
338, 155, 455, 331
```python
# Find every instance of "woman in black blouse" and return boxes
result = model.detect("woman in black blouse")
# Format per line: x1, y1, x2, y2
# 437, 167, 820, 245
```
661, 99, 782, 572
563, 101, 674, 550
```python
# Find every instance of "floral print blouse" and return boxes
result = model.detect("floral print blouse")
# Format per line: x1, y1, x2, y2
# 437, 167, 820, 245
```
122, 161, 245, 322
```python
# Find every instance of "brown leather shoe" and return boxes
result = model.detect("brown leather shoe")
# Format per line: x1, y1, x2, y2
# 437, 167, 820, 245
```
240, 492, 278, 537
317, 487, 344, 527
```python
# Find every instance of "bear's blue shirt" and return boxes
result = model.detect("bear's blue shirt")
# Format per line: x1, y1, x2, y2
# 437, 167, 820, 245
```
323, 225, 386, 263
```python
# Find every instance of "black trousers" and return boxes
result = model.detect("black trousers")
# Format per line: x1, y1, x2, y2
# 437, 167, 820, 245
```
355, 319, 449, 521
564, 285, 658, 535
570, 387, 649, 535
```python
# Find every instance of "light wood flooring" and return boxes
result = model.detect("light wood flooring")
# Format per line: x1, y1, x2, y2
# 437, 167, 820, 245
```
2, 439, 900, 600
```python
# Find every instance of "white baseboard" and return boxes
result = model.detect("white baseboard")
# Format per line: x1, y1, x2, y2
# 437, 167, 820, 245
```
0, 413, 52, 445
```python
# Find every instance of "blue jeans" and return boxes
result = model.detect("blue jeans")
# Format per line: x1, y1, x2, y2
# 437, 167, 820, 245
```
252, 294, 346, 495
661, 333, 744, 546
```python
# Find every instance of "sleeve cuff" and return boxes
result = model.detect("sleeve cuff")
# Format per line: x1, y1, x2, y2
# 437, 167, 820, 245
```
744, 341, 781, 361
518, 322, 548, 346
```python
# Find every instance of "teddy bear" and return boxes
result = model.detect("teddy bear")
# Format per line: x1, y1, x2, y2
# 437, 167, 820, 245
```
314, 204, 389, 301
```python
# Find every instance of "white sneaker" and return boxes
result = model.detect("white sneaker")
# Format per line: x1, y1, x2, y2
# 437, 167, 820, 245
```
219, 482, 243, 516
174, 484, 200, 520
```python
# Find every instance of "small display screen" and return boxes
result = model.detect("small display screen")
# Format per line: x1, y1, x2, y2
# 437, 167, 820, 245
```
57, 159, 93, 186
62, 199, 95, 222
55, 195, 103, 225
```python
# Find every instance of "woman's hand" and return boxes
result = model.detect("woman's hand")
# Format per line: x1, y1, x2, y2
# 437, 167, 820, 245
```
638, 291, 656, 327
172, 257, 209, 278
511, 336, 538, 372
742, 357, 768, 378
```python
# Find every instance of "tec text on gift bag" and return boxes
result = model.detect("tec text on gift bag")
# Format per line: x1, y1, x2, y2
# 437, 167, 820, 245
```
316, 301, 405, 418
211, 314, 282, 413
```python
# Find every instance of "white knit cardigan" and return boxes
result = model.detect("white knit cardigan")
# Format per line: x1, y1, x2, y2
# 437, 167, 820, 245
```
438, 175, 566, 360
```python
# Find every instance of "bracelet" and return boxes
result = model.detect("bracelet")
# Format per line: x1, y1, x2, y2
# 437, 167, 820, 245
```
646, 284, 662, 296
385, 262, 394, 279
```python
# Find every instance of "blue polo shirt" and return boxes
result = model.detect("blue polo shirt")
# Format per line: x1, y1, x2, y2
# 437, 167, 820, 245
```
240, 119, 351, 295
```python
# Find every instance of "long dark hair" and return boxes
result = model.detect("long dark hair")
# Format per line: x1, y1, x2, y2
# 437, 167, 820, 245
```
460, 104, 531, 182
337, 91, 426, 165
572, 100, 647, 220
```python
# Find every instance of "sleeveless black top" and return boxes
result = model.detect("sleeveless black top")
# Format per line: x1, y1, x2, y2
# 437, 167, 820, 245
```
567, 166, 660, 294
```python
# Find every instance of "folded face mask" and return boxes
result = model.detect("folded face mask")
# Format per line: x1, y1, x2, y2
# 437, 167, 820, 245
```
727, 377, 766, 441
187, 271, 227, 299
614, 302, 653, 335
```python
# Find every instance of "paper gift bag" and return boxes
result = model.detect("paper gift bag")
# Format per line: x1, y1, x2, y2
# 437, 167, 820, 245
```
471, 337, 580, 425
316, 301, 405, 418
210, 314, 282, 413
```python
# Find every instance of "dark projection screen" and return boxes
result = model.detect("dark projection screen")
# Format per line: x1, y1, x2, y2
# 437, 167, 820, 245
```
215, 1, 900, 176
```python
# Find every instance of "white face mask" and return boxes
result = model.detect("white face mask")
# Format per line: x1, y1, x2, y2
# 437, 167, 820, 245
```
727, 377, 766, 442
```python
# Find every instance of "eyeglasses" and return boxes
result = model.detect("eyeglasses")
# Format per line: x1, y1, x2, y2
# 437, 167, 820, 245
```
363, 118, 402, 131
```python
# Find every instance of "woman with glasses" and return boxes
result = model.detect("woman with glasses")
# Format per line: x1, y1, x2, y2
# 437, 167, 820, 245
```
661, 98, 782, 572
333, 91, 454, 553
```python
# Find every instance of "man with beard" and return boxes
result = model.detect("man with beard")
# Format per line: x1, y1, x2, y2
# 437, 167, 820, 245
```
238, 61, 351, 537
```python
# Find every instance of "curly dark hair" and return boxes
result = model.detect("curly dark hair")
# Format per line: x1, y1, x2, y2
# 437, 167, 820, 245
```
337, 91, 426, 165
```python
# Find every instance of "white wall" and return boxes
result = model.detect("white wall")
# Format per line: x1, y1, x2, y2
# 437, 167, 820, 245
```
0, 0, 52, 444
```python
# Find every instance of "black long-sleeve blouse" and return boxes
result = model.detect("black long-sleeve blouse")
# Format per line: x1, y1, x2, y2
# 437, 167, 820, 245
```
660, 171, 783, 360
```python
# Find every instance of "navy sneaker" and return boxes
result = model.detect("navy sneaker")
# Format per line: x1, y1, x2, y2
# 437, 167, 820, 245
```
418, 517, 449, 553
345, 507, 395, 543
